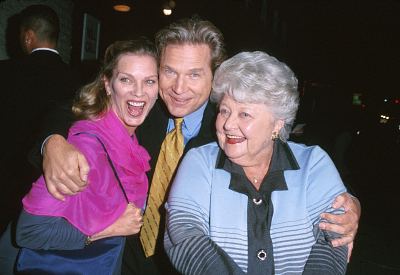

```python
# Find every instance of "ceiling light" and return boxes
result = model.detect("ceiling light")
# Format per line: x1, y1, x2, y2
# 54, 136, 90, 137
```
113, 4, 131, 12
163, 8, 172, 15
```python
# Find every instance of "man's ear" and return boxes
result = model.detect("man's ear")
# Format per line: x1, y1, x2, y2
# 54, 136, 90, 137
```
23, 30, 36, 53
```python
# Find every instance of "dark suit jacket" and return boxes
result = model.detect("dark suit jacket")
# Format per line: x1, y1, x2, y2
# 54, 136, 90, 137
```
0, 50, 78, 226
3, 50, 78, 158
136, 99, 217, 183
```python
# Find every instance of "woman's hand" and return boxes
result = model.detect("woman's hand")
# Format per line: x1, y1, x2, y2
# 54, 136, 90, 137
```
90, 203, 143, 241
43, 134, 90, 200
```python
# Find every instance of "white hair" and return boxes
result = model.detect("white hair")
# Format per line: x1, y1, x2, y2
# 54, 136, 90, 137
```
211, 51, 299, 141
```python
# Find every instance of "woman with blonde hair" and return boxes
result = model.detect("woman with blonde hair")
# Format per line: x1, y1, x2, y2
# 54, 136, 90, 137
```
15, 38, 159, 274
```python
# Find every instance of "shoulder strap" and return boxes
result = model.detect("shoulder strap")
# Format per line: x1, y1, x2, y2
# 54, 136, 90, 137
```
74, 132, 129, 203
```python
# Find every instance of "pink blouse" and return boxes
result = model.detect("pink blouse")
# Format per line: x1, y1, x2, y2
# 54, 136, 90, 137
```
22, 110, 150, 235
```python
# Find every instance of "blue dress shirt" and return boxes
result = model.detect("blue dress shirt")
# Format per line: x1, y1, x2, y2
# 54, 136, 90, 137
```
166, 101, 207, 145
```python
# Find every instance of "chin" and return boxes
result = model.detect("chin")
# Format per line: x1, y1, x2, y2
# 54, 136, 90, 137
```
168, 106, 190, 118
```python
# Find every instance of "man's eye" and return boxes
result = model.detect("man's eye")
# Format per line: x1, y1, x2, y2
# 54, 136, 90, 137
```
190, 73, 200, 78
219, 109, 229, 116
164, 68, 176, 76
146, 79, 157, 85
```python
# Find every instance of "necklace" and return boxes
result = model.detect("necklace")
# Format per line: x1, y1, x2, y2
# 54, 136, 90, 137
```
252, 177, 261, 184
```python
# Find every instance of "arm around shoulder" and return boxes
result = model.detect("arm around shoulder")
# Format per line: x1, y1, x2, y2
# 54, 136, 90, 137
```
40, 133, 90, 201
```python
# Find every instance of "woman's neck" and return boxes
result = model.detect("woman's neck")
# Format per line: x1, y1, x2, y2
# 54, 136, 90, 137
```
243, 159, 271, 190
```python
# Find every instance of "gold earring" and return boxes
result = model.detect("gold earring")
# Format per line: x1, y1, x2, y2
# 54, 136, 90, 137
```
271, 132, 279, 140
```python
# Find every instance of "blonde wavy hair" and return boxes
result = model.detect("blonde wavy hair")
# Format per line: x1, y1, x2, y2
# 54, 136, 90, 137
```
72, 38, 158, 120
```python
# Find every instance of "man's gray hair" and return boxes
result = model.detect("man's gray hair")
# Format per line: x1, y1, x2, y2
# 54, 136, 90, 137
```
155, 16, 226, 72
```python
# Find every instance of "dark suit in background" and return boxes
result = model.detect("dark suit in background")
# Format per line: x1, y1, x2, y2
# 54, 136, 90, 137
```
0, 49, 78, 230
0, 49, 78, 274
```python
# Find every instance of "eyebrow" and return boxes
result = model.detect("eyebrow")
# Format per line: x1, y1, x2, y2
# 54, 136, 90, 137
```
162, 65, 175, 71
189, 68, 204, 74
162, 65, 205, 75
116, 71, 157, 78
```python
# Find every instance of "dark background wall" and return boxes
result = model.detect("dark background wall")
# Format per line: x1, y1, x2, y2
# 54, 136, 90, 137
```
2, 0, 399, 100
0, 0, 73, 62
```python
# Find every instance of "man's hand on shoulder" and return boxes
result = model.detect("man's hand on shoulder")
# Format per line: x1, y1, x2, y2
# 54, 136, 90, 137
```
319, 192, 361, 262
43, 134, 90, 200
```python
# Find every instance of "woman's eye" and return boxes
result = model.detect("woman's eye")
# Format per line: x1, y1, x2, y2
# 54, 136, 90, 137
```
120, 77, 131, 84
239, 112, 251, 118
219, 108, 229, 116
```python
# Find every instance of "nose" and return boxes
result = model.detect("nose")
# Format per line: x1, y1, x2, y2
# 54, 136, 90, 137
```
131, 82, 144, 97
223, 113, 237, 131
172, 75, 186, 94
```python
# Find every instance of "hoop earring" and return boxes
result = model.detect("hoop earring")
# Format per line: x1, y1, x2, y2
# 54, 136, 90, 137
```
271, 132, 279, 140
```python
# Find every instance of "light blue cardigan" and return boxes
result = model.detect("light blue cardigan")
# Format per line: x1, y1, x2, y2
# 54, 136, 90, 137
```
165, 141, 347, 275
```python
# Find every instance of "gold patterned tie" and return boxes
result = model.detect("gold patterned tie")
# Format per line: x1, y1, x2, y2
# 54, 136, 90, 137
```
140, 118, 184, 257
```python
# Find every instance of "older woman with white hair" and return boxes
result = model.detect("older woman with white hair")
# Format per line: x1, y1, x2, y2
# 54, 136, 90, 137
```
164, 51, 349, 275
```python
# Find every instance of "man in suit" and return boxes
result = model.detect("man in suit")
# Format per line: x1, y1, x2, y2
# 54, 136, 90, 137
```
1, 3, 77, 225
37, 17, 360, 275
1, 4, 77, 183
0, 5, 78, 274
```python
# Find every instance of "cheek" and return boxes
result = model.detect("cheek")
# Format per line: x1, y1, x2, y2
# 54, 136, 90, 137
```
158, 84, 168, 100
159, 75, 171, 91
239, 123, 253, 138
216, 131, 226, 150
215, 115, 226, 132
110, 88, 127, 108
147, 87, 159, 100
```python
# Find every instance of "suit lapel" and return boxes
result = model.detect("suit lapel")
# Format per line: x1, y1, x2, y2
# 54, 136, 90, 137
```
136, 100, 169, 182
137, 100, 218, 183
184, 101, 217, 154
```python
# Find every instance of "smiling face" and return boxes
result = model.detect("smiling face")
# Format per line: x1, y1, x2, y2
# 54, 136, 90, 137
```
158, 43, 213, 118
216, 94, 284, 167
104, 53, 158, 135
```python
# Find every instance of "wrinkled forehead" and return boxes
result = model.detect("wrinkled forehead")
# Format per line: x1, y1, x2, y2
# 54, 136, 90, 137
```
161, 43, 212, 63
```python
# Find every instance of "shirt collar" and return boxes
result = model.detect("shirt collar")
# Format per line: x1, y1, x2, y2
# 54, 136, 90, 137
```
31, 48, 59, 55
216, 139, 299, 172
216, 139, 300, 195
182, 101, 207, 135
167, 101, 208, 136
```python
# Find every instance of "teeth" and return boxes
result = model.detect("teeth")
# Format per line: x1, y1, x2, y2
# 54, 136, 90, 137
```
227, 134, 243, 139
128, 101, 145, 107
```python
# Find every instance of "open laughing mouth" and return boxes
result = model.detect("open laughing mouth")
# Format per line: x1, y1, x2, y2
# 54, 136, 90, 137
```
127, 101, 145, 117
226, 134, 246, 144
